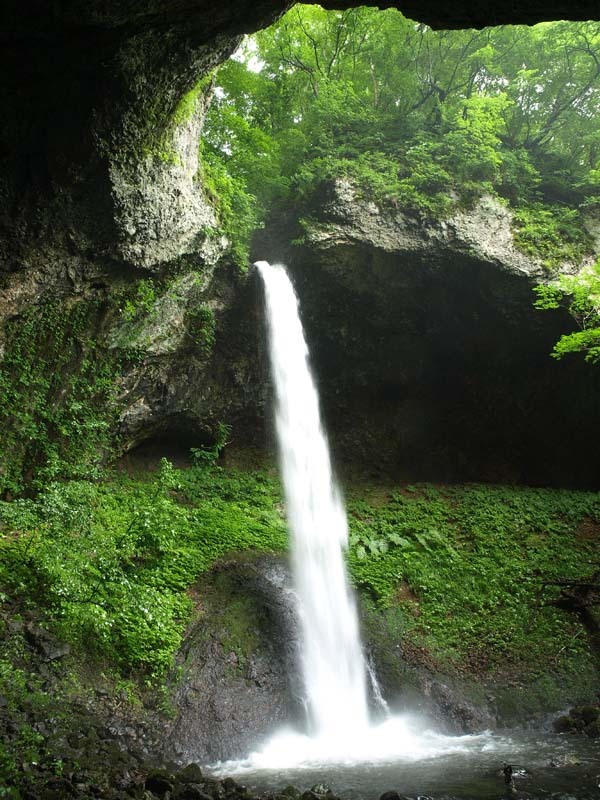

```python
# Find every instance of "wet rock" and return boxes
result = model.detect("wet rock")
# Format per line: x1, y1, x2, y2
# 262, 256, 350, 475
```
302, 787, 337, 800
548, 755, 583, 768
174, 786, 214, 800
198, 778, 223, 799
554, 715, 577, 733
145, 770, 175, 797
25, 623, 71, 661
222, 777, 248, 797
166, 555, 301, 764
179, 764, 204, 784
41, 777, 77, 798
574, 705, 599, 725
553, 704, 600, 736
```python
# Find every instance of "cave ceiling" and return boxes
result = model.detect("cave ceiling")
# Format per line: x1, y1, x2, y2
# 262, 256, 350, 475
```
2, 0, 599, 39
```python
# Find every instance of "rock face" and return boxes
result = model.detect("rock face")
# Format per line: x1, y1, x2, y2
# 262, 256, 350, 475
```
166, 556, 303, 764
255, 181, 600, 486
112, 263, 265, 457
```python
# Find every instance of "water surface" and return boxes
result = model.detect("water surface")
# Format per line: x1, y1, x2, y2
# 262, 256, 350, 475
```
211, 730, 600, 799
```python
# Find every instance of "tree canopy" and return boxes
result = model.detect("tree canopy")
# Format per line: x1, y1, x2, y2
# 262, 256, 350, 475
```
202, 7, 599, 259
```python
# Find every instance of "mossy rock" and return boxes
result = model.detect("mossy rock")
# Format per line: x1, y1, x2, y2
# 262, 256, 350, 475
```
585, 719, 600, 738
145, 770, 175, 797
553, 714, 578, 733
174, 785, 214, 800
222, 777, 248, 797
574, 705, 599, 725
179, 763, 204, 784
281, 788, 301, 799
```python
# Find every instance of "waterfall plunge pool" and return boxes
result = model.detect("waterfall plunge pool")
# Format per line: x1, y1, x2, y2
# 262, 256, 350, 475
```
210, 724, 600, 799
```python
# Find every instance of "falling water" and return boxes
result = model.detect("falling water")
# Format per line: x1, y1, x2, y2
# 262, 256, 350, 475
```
256, 260, 369, 736
211, 261, 499, 774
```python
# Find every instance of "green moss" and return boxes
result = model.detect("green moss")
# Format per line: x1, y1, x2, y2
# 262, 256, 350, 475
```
493, 671, 597, 724
138, 72, 215, 166
185, 303, 216, 355
122, 278, 157, 321
110, 273, 217, 357
0, 632, 49, 781
210, 574, 261, 671
172, 73, 214, 127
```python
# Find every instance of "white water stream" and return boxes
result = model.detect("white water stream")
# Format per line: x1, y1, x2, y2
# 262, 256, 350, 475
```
213, 261, 499, 774
257, 260, 369, 736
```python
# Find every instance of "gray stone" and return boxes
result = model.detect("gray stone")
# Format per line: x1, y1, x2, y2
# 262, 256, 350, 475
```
165, 555, 302, 764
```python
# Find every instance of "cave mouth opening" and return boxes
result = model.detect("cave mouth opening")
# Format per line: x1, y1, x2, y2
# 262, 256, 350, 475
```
117, 414, 219, 472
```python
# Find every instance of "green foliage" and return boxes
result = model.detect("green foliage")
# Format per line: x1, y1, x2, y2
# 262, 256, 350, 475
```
122, 279, 157, 321
346, 483, 600, 670
190, 421, 232, 466
202, 8, 598, 259
0, 299, 123, 496
534, 259, 600, 361
1, 460, 598, 681
0, 463, 286, 679
0, 636, 48, 782
513, 204, 593, 269
185, 303, 216, 354
200, 142, 261, 268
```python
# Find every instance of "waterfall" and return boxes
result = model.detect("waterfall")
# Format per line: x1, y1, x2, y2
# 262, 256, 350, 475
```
256, 260, 369, 736
211, 261, 495, 773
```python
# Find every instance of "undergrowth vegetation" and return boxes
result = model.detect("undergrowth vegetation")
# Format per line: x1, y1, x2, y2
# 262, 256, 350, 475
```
0, 462, 286, 679
347, 483, 600, 672
1, 463, 598, 681
0, 299, 123, 496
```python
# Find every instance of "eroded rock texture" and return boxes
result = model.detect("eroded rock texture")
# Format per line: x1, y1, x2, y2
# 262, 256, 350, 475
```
167, 556, 302, 763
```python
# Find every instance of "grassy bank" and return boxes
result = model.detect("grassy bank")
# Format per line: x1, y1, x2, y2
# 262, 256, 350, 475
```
1, 463, 598, 683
